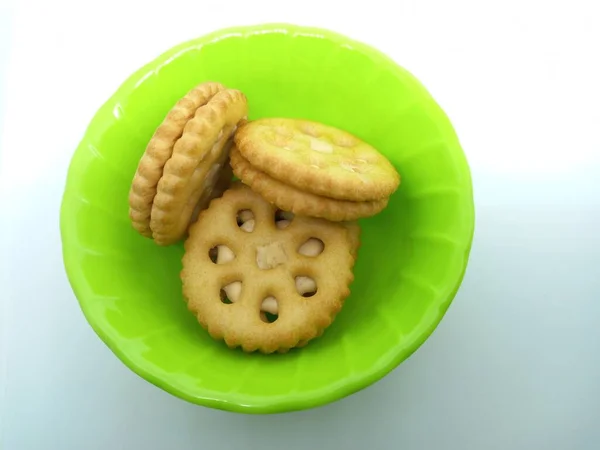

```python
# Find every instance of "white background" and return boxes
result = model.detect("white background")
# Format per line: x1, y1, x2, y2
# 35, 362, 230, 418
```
1, 0, 599, 449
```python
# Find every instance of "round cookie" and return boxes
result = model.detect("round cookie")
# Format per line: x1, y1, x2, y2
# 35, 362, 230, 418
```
150, 89, 248, 245
230, 146, 388, 221
128, 81, 225, 237
234, 118, 400, 202
181, 182, 356, 354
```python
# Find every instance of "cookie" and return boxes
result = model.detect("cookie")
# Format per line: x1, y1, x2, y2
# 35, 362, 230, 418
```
234, 118, 400, 202
181, 182, 356, 354
128, 81, 225, 237
230, 146, 388, 221
150, 89, 248, 245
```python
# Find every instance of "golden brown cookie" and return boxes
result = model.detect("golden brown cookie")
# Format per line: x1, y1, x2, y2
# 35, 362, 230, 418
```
150, 89, 248, 245
181, 182, 356, 354
234, 118, 400, 202
230, 146, 388, 221
128, 81, 225, 237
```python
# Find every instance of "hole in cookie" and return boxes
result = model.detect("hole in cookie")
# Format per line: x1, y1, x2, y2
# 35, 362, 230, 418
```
260, 311, 278, 323
220, 281, 242, 304
209, 246, 218, 263
298, 238, 325, 257
274, 210, 294, 229
295, 276, 317, 297
210, 245, 235, 264
236, 209, 255, 232
260, 296, 279, 323
220, 289, 232, 304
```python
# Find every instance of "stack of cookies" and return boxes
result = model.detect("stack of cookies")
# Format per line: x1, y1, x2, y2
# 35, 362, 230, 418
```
128, 82, 247, 246
231, 118, 399, 221
128, 82, 400, 354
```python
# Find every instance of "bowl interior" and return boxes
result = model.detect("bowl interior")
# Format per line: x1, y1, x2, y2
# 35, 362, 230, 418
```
61, 24, 474, 413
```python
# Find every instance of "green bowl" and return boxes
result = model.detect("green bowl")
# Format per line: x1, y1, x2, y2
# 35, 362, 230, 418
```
60, 23, 474, 414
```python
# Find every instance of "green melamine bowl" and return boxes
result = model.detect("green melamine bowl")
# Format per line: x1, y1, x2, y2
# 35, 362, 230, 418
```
60, 23, 474, 414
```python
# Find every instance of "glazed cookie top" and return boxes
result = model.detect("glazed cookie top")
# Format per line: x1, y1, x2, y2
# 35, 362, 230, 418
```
234, 118, 400, 202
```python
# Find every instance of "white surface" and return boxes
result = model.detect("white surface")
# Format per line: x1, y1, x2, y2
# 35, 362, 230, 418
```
1, 1, 599, 449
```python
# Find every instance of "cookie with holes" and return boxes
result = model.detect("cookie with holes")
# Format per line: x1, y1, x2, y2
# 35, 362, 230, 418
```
181, 182, 356, 354
147, 88, 248, 245
230, 145, 388, 221
129, 81, 226, 238
234, 118, 400, 202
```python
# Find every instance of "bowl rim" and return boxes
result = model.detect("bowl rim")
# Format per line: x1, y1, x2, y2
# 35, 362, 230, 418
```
60, 22, 475, 414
